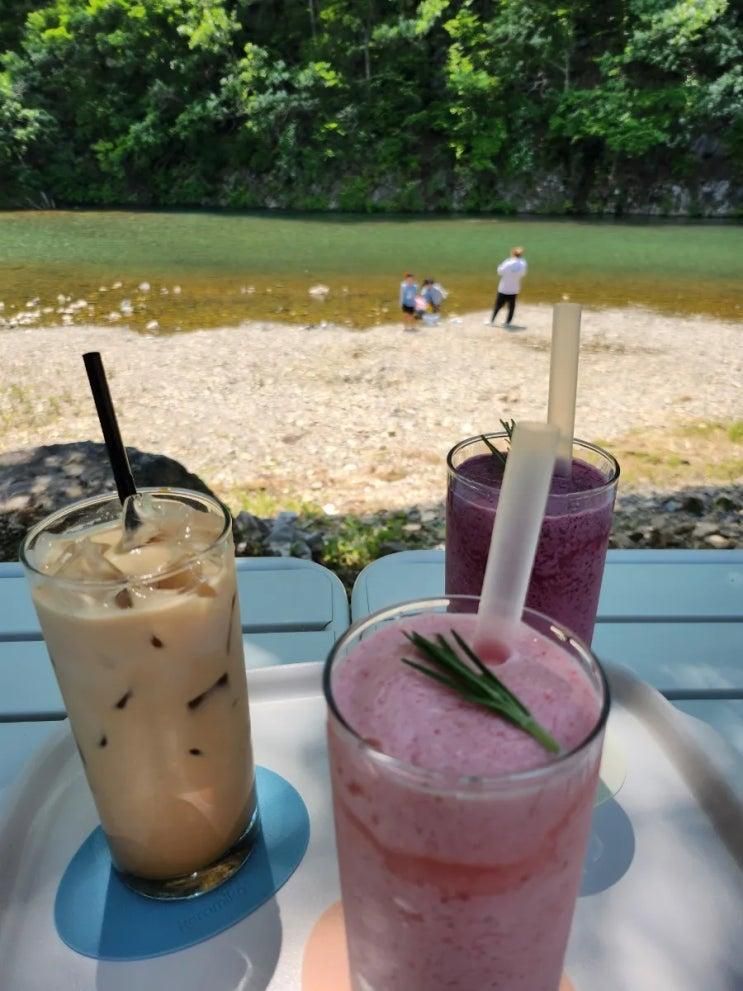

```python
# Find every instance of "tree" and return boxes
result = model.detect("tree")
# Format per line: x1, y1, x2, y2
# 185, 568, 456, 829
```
0, 0, 740, 211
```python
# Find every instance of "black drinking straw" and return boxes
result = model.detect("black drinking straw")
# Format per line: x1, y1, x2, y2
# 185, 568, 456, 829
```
83, 352, 137, 504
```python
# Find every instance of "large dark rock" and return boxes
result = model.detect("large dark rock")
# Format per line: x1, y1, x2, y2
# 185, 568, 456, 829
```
0, 442, 220, 562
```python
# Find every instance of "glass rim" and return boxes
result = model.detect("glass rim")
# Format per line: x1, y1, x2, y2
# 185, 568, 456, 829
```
446, 433, 621, 500
324, 595, 611, 791
19, 487, 232, 588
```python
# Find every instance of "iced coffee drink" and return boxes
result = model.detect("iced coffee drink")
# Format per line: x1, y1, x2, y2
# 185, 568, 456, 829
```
21, 488, 258, 899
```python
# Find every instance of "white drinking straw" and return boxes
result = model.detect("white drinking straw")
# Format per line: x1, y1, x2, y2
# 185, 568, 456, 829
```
547, 302, 582, 477
476, 421, 559, 641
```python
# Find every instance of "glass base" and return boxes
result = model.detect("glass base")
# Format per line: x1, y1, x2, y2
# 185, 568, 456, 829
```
116, 808, 262, 901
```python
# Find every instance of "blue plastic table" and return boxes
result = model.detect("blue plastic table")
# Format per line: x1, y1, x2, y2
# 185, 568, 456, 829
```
1, 548, 740, 991
351, 549, 743, 757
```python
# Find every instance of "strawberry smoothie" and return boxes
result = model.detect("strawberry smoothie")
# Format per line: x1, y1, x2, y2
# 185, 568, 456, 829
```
446, 436, 619, 643
325, 600, 608, 991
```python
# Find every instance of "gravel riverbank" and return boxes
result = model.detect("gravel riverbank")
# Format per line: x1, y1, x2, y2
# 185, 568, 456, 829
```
1, 305, 741, 562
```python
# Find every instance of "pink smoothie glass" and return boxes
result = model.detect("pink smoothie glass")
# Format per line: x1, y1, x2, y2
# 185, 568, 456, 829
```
446, 435, 619, 644
324, 596, 610, 991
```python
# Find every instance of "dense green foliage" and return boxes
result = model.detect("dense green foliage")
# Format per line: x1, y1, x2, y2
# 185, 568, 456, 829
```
0, 0, 741, 212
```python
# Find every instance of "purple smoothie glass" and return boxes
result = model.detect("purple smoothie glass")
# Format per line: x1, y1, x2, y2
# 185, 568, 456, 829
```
446, 434, 619, 644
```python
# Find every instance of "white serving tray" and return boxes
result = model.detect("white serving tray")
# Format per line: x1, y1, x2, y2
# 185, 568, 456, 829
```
0, 664, 741, 991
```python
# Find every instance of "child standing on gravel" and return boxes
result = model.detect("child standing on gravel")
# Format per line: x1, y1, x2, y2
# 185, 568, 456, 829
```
399, 273, 418, 330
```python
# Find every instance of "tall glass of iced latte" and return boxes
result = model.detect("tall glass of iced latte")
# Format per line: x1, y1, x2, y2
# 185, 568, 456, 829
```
21, 488, 259, 899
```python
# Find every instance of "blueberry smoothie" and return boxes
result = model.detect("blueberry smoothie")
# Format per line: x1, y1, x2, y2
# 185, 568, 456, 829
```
325, 601, 608, 991
446, 436, 619, 643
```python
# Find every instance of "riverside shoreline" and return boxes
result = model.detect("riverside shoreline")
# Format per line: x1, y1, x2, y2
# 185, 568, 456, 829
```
1, 304, 741, 518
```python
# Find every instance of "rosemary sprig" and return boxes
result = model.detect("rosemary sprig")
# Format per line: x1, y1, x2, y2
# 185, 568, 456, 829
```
480, 433, 507, 466
500, 417, 515, 441
402, 629, 560, 754
480, 418, 516, 467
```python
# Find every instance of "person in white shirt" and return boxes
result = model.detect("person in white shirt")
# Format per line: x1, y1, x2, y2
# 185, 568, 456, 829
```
490, 246, 527, 326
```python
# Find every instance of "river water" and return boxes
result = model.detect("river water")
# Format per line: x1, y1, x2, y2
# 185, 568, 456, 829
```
1, 211, 740, 332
